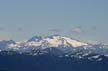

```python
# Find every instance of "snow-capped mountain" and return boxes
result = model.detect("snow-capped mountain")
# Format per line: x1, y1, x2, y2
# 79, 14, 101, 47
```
24, 35, 87, 47
6, 35, 88, 51
0, 35, 108, 61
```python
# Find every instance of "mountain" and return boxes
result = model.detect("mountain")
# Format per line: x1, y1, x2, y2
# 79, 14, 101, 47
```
0, 35, 108, 71
26, 35, 87, 47
0, 35, 108, 61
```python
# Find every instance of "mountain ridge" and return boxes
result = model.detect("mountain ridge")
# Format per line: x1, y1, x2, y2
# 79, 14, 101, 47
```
0, 35, 108, 61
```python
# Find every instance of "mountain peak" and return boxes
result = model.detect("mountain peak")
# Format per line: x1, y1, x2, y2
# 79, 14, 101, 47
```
26, 35, 88, 48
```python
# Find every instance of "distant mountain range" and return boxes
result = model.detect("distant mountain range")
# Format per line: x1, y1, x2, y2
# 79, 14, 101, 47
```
0, 35, 108, 61
0, 35, 108, 71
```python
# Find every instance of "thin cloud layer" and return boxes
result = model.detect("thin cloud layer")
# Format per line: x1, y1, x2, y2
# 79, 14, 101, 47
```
71, 26, 82, 34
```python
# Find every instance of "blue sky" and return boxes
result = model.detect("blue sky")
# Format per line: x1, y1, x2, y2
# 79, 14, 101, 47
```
0, 0, 108, 43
